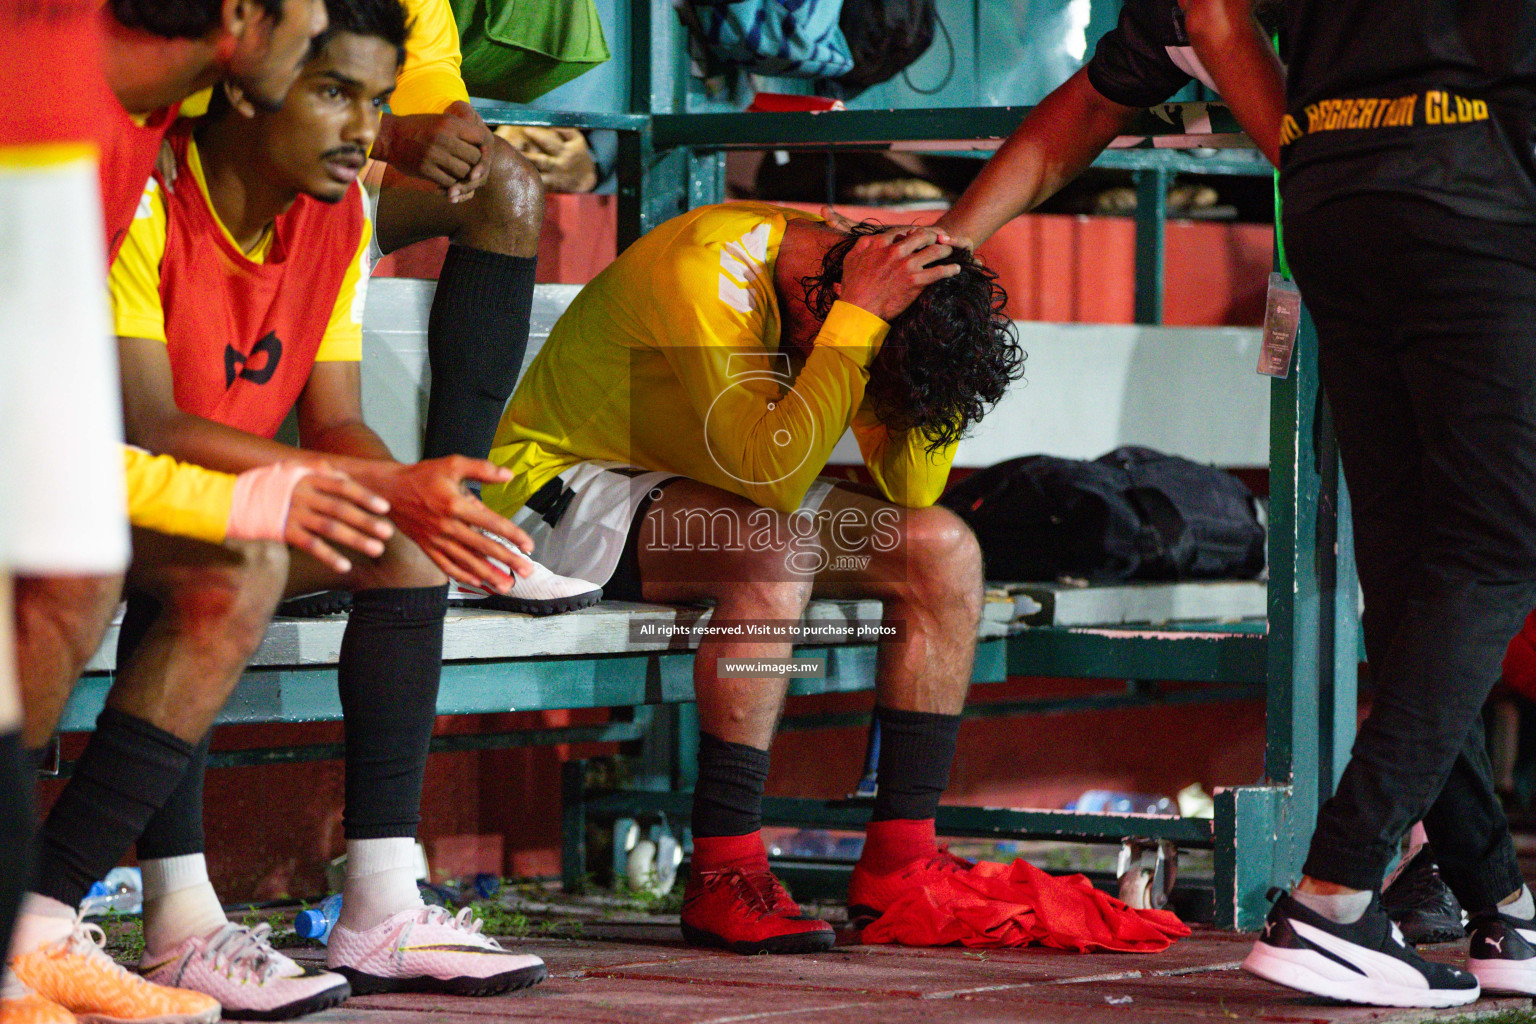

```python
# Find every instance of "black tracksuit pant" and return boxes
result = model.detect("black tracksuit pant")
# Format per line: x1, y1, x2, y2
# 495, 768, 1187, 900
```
1286, 191, 1536, 911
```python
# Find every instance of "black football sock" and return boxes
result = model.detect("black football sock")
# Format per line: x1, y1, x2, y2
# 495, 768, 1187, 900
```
422, 246, 536, 460
339, 585, 447, 839
36, 708, 194, 907
0, 728, 35, 953
869, 705, 960, 822
691, 732, 771, 838
135, 732, 210, 860
109, 593, 211, 861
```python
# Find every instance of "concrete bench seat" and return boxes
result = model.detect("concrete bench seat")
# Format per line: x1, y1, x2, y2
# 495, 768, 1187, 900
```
61, 596, 1021, 732
82, 596, 1017, 673
1011, 580, 1268, 628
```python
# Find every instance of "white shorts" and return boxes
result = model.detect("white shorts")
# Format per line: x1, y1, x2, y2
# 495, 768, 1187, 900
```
360, 159, 385, 265
514, 461, 835, 596
0, 150, 129, 574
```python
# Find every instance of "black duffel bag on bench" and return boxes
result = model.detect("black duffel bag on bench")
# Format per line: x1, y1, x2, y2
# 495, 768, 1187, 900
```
941, 445, 1266, 583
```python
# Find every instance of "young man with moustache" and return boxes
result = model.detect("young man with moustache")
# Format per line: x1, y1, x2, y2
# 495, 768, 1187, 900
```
17, 0, 549, 1018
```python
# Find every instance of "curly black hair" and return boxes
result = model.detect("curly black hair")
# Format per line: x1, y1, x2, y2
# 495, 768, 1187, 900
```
801, 222, 1025, 453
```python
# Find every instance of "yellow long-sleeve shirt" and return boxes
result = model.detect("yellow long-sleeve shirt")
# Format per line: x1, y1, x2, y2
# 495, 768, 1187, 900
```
391, 0, 471, 114
123, 446, 235, 544
485, 203, 957, 517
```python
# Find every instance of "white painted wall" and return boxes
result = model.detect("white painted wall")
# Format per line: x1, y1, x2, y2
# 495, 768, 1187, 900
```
361, 279, 1269, 469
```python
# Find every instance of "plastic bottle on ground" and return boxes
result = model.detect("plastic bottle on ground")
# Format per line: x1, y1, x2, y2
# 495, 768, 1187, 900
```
81, 867, 142, 916
767, 830, 866, 860
293, 894, 344, 945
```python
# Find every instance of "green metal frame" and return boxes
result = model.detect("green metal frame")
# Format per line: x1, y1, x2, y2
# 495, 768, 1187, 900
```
472, 91, 1269, 323
60, 640, 1010, 732
1218, 307, 1358, 927
61, 13, 1353, 932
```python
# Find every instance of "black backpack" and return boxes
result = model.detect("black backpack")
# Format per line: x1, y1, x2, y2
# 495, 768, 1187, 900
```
835, 0, 936, 97
939, 446, 1266, 583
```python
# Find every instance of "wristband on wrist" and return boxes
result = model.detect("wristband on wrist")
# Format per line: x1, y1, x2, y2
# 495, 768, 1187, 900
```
227, 463, 314, 542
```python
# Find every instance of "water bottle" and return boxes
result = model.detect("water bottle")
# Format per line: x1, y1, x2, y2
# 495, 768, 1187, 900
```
1066, 790, 1176, 816
81, 867, 142, 916
294, 894, 344, 944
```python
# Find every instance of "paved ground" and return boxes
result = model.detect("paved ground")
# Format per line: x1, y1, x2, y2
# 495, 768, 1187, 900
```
277, 919, 1533, 1024
195, 835, 1536, 1022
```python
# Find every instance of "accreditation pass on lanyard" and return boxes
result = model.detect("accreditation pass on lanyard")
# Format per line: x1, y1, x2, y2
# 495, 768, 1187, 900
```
1257, 273, 1301, 378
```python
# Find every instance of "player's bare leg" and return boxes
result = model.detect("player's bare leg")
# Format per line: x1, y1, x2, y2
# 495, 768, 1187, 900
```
14, 573, 123, 747
637, 478, 981, 952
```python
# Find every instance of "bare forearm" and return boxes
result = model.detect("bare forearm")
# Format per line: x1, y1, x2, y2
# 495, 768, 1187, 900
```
1183, 0, 1285, 166
294, 422, 407, 497
302, 420, 395, 466
128, 410, 317, 476
131, 410, 396, 490
939, 69, 1136, 245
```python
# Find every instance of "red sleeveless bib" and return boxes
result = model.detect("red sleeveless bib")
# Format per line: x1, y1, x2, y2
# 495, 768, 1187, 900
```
157, 123, 364, 439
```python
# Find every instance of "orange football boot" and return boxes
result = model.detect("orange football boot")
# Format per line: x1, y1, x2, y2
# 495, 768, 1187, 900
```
9, 918, 219, 1024
0, 973, 75, 1024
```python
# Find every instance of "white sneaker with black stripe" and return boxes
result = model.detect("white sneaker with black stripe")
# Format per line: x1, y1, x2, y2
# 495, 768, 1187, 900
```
1468, 906, 1536, 994
448, 556, 602, 615
1243, 890, 1479, 1008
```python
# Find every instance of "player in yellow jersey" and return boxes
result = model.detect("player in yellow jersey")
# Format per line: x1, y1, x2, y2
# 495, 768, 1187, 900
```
485, 202, 1024, 953
29, 1, 549, 1015
0, 0, 398, 1021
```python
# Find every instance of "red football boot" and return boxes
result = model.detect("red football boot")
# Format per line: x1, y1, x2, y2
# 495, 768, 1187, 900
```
847, 847, 975, 930
681, 867, 836, 954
